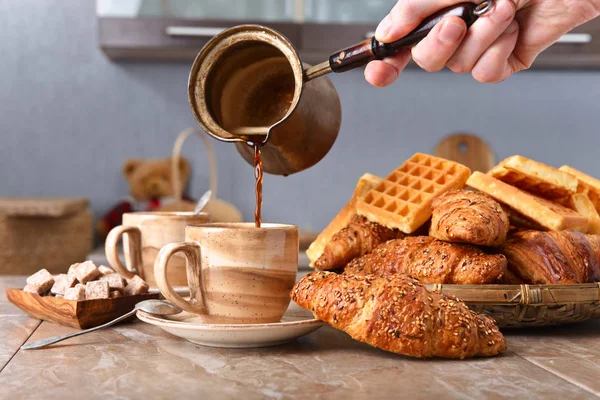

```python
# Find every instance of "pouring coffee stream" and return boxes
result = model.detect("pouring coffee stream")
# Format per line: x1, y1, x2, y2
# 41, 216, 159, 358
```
187, 1, 493, 227
229, 127, 269, 228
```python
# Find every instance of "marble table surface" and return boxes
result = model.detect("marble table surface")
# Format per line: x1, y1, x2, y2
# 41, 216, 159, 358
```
2, 275, 600, 400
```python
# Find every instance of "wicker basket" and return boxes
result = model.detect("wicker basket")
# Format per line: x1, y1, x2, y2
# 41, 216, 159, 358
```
0, 198, 93, 275
425, 283, 600, 328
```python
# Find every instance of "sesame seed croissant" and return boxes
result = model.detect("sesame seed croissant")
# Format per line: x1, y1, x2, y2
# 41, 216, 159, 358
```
291, 271, 507, 359
430, 190, 510, 247
343, 236, 507, 284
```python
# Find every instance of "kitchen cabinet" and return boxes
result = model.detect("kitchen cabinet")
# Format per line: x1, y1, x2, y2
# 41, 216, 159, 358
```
97, 0, 299, 21
303, 0, 396, 23
534, 22, 600, 68
98, 17, 302, 61
97, 0, 302, 60
97, 0, 600, 68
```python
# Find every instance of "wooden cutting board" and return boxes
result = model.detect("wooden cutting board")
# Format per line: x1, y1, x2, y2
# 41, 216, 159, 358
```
434, 133, 495, 173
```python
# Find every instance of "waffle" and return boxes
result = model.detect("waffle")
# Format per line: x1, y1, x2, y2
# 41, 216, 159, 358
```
306, 173, 382, 266
562, 192, 600, 234
560, 165, 600, 212
501, 205, 547, 231
467, 172, 588, 232
356, 153, 471, 233
488, 155, 578, 199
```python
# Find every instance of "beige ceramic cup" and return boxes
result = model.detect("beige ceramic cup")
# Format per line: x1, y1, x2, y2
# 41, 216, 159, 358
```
105, 212, 210, 287
154, 223, 298, 324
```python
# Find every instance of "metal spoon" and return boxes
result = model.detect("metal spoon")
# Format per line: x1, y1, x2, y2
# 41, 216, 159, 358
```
194, 190, 212, 215
21, 300, 182, 350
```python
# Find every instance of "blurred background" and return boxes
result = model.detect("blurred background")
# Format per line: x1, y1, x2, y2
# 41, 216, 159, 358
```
1, 0, 600, 236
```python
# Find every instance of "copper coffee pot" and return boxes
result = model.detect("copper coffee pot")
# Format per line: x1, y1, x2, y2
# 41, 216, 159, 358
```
188, 1, 493, 176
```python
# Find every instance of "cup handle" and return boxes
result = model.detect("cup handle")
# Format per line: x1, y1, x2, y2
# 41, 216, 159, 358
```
154, 242, 206, 314
105, 225, 142, 280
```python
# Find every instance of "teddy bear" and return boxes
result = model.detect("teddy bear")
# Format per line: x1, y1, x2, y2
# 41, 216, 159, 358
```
96, 157, 245, 239
95, 157, 194, 238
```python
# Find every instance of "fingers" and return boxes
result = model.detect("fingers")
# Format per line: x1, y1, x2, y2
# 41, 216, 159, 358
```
376, 0, 467, 42
364, 50, 412, 87
472, 20, 520, 83
411, 16, 467, 72
447, 0, 516, 73
370, 0, 521, 85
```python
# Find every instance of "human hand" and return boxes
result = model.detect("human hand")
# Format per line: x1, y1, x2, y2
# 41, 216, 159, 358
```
364, 0, 600, 85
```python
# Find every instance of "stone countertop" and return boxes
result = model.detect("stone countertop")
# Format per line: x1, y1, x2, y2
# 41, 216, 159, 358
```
1, 275, 600, 400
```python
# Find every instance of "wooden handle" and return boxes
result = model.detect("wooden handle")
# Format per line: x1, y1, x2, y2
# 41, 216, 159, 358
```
329, 2, 483, 73
105, 225, 142, 280
154, 241, 206, 314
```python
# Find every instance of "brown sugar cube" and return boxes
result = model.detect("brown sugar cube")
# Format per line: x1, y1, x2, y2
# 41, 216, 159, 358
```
50, 274, 78, 296
67, 263, 79, 277
64, 284, 86, 301
100, 274, 125, 292
85, 280, 110, 300
73, 261, 101, 284
110, 290, 122, 299
98, 265, 114, 275
25, 269, 55, 295
124, 275, 149, 296
23, 285, 40, 294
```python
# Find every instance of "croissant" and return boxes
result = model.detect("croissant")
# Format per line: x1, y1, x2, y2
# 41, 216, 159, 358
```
313, 215, 403, 271
496, 269, 525, 284
343, 236, 507, 284
503, 230, 600, 284
430, 190, 509, 247
291, 271, 507, 359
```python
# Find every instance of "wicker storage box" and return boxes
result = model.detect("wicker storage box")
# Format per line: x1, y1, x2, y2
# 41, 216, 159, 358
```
0, 198, 93, 275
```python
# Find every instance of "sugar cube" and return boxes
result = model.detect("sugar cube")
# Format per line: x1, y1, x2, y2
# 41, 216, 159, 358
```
98, 265, 114, 275
73, 261, 101, 284
23, 285, 40, 294
67, 263, 79, 277
50, 274, 77, 296
124, 275, 149, 296
25, 269, 55, 295
110, 290, 122, 299
64, 284, 86, 301
85, 280, 110, 300
100, 274, 125, 292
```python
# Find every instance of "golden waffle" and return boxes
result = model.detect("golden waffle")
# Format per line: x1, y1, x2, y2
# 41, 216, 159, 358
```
306, 173, 382, 267
356, 153, 471, 233
488, 155, 577, 199
467, 172, 588, 232
560, 165, 600, 212
562, 192, 600, 234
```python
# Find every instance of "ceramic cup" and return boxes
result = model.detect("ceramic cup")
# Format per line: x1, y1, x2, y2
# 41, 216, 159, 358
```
154, 223, 298, 324
105, 212, 210, 287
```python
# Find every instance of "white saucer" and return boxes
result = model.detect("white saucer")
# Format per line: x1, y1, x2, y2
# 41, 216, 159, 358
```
137, 302, 324, 348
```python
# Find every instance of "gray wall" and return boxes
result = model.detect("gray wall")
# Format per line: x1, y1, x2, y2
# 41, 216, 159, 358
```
2, 0, 600, 234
